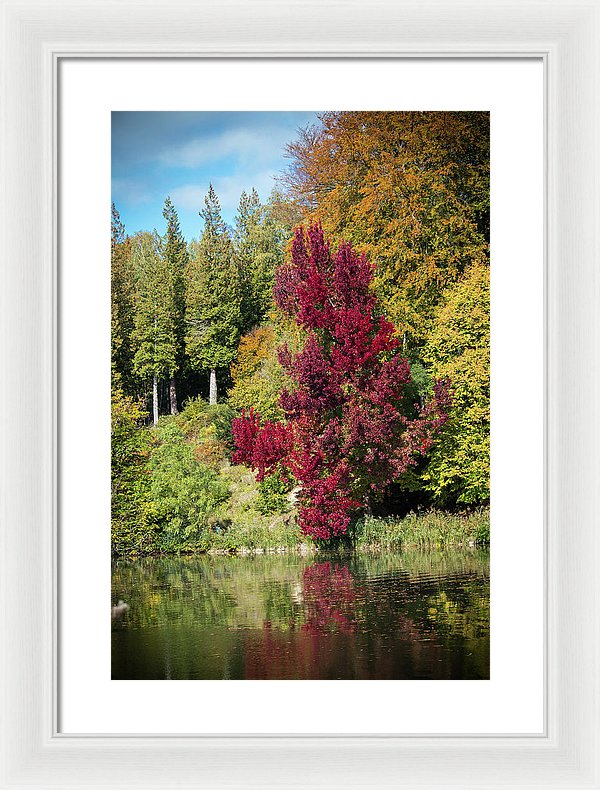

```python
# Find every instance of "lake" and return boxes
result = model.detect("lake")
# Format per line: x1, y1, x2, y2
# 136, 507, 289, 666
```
111, 549, 489, 680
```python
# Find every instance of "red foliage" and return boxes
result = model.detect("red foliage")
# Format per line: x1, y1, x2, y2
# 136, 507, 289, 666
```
301, 562, 357, 635
235, 224, 450, 540
232, 408, 293, 481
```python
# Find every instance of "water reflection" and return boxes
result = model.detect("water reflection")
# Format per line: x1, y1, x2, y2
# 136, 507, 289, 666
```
301, 562, 357, 635
112, 550, 489, 680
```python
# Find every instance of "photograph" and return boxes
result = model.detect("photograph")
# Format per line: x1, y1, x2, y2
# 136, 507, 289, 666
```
110, 110, 490, 681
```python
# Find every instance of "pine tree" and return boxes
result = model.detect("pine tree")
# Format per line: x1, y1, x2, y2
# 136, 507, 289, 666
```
111, 204, 136, 394
161, 197, 189, 414
234, 189, 261, 330
234, 188, 284, 333
185, 185, 241, 404
131, 231, 178, 425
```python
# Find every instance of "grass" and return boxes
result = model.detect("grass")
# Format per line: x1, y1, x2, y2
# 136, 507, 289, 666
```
184, 461, 490, 555
203, 518, 312, 554
202, 463, 314, 554
351, 508, 490, 551
203, 467, 490, 554
200, 507, 490, 555
216, 464, 490, 553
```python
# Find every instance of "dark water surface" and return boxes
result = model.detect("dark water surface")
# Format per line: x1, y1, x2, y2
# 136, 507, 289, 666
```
112, 550, 489, 680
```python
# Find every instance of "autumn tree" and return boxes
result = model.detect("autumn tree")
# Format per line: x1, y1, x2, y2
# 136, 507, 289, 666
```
161, 196, 189, 414
232, 224, 450, 540
267, 186, 303, 238
228, 326, 289, 421
422, 262, 490, 504
185, 185, 241, 405
131, 231, 178, 425
282, 111, 489, 346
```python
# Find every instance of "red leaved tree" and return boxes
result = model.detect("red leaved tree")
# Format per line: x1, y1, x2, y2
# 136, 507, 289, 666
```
232, 223, 450, 540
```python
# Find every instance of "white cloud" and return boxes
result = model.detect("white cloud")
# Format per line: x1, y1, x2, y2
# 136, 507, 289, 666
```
167, 184, 206, 212
111, 177, 154, 207
159, 127, 284, 169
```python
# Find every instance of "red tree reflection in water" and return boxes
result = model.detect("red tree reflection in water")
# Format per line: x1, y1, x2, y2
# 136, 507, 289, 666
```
242, 561, 359, 679
301, 561, 356, 635
241, 561, 449, 679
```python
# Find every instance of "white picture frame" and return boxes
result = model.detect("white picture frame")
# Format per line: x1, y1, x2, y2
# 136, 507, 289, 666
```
1, 1, 599, 788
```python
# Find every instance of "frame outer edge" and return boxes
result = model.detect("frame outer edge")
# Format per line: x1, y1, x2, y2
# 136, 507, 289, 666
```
546, 4, 599, 781
1, 0, 599, 788
1, 2, 54, 785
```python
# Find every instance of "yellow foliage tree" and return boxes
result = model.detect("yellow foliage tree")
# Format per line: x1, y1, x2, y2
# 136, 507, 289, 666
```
421, 263, 490, 504
228, 320, 304, 422
283, 111, 489, 345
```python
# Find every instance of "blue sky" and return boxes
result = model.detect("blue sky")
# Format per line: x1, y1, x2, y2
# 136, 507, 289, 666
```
111, 111, 321, 242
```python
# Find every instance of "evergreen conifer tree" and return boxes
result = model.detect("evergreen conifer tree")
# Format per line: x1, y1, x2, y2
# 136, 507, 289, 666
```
185, 185, 241, 404
131, 231, 178, 425
161, 197, 189, 414
111, 203, 136, 394
234, 188, 283, 333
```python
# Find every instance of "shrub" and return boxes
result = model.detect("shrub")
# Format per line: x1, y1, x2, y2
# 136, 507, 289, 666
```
149, 421, 230, 550
111, 389, 156, 554
176, 396, 235, 461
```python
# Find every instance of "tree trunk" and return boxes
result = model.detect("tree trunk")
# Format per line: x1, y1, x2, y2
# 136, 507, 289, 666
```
169, 376, 178, 415
209, 368, 217, 405
152, 373, 159, 426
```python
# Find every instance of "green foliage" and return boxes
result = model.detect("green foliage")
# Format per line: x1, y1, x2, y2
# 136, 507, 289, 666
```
176, 396, 236, 456
473, 514, 490, 545
175, 395, 213, 437
202, 517, 305, 554
202, 463, 306, 552
131, 230, 178, 382
207, 402, 236, 451
422, 263, 490, 505
255, 471, 291, 515
185, 185, 242, 374
149, 420, 230, 551
111, 389, 156, 554
408, 360, 432, 402
267, 186, 304, 237
111, 114, 491, 556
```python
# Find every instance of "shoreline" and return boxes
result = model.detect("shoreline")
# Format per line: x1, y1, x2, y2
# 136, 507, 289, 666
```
112, 507, 490, 558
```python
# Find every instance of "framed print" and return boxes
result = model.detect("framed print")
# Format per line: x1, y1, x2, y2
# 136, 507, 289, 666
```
1, 1, 599, 788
